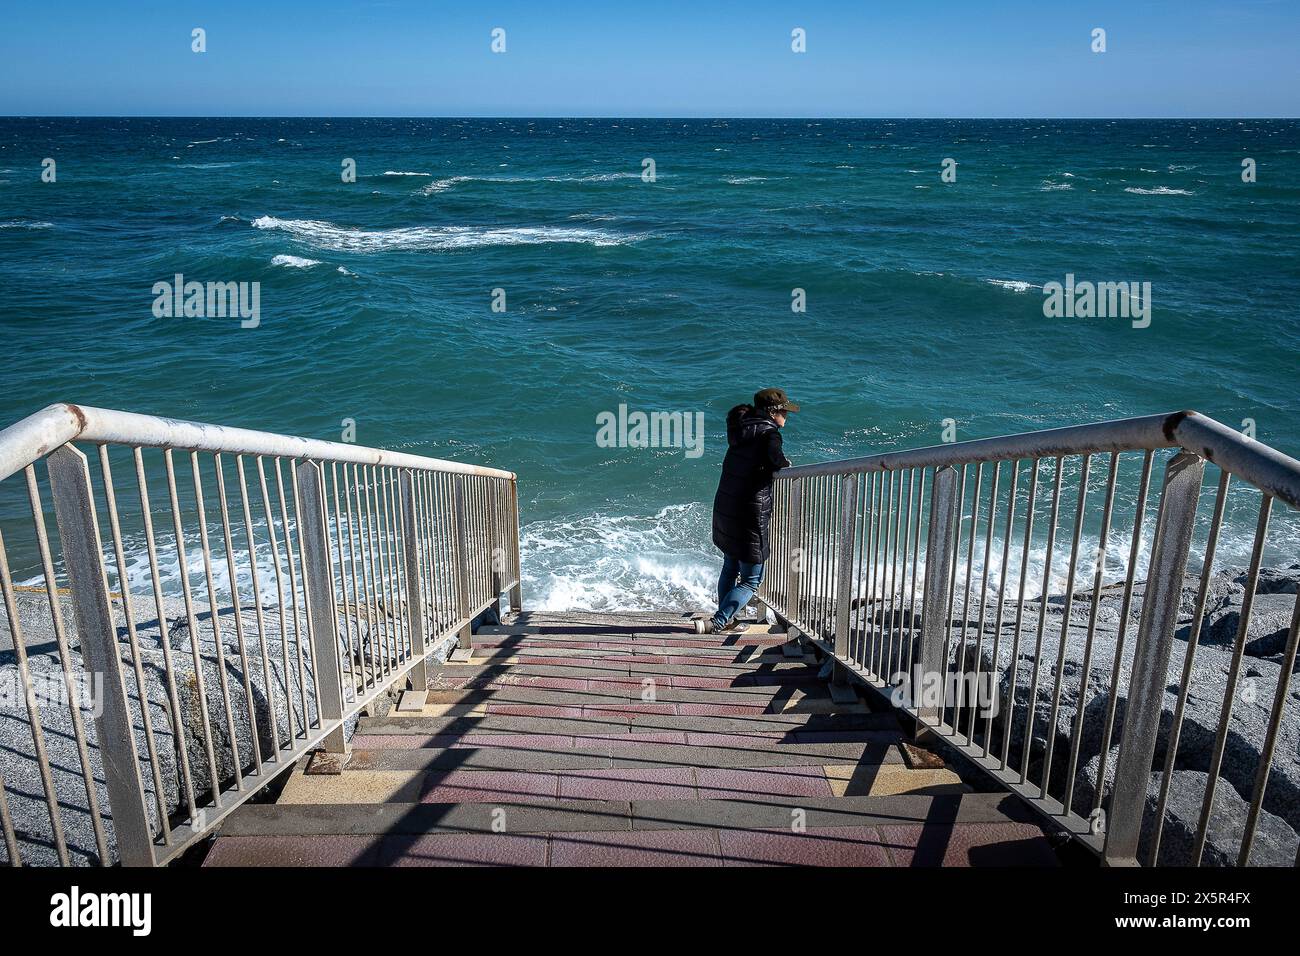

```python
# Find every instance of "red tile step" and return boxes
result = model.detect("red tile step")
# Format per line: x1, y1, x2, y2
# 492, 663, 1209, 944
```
205, 821, 1059, 867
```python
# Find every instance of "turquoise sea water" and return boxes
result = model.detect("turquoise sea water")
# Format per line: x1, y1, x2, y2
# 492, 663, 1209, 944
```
1, 118, 1298, 607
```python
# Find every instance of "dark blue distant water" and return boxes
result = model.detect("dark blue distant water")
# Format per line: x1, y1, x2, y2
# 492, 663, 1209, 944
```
1, 118, 1298, 607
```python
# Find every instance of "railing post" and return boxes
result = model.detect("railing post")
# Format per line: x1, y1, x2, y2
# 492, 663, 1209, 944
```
785, 478, 805, 628
828, 474, 860, 701
833, 475, 859, 658
508, 478, 523, 613
399, 470, 427, 691
488, 482, 503, 624
1103, 451, 1204, 866
296, 461, 348, 754
451, 474, 474, 654
916, 464, 960, 727
47, 444, 156, 866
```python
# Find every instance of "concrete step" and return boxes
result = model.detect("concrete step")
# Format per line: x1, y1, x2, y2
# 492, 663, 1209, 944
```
430, 661, 823, 685
338, 736, 905, 773
473, 626, 788, 640
356, 710, 901, 737
459, 646, 798, 664
350, 729, 904, 751
205, 820, 1060, 867
471, 638, 791, 652
217, 790, 1026, 838
276, 755, 948, 806
406, 684, 863, 719
474, 623, 786, 638
428, 676, 831, 702
206, 792, 1058, 866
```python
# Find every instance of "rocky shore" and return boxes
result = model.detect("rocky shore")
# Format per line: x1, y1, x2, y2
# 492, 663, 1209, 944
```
0, 590, 453, 866
856, 564, 1300, 866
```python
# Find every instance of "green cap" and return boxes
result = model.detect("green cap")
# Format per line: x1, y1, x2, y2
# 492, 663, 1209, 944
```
754, 387, 800, 413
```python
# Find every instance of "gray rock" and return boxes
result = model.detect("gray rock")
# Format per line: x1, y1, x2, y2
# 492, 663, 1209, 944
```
0, 588, 436, 866
1199, 591, 1297, 661
1235, 564, 1300, 596
1081, 760, 1298, 866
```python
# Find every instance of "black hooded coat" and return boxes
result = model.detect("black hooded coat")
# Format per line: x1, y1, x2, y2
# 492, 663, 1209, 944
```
711, 404, 791, 563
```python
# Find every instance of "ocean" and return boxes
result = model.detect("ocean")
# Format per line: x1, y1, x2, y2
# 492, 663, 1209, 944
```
1, 118, 1298, 609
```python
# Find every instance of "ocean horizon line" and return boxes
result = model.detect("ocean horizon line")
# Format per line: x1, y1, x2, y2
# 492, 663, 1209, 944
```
3, 114, 1298, 121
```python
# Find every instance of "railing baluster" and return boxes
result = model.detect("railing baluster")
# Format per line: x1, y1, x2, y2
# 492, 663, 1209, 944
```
1190, 493, 1270, 866
1064, 452, 1119, 813
955, 463, 983, 721
100, 446, 172, 835
1149, 469, 1229, 863
968, 461, 1000, 746
984, 459, 1019, 757
940, 464, 968, 717
833, 473, 859, 663
785, 478, 804, 631
0, 524, 65, 864
451, 474, 473, 655
905, 468, 926, 678
1093, 449, 1155, 814
295, 461, 347, 754
1104, 451, 1205, 866
916, 464, 960, 728
1239, 590, 1300, 865
1021, 457, 1064, 785
46, 445, 155, 866
1041, 454, 1091, 799
1002, 458, 1039, 770
509, 478, 524, 612
400, 470, 428, 692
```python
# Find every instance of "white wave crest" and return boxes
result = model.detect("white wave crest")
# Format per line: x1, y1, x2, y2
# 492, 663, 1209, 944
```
383, 170, 431, 176
420, 176, 473, 194
271, 254, 323, 268
1124, 186, 1195, 196
984, 278, 1040, 292
252, 215, 639, 251
420, 171, 641, 195
519, 503, 716, 612
0, 220, 53, 230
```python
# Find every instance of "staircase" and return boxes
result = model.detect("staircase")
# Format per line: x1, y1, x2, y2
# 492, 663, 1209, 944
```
204, 612, 1060, 867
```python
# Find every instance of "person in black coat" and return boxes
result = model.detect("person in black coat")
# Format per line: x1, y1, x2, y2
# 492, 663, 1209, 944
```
696, 388, 798, 634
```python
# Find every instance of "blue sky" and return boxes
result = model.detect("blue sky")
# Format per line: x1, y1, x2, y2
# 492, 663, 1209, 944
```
1, 0, 1296, 116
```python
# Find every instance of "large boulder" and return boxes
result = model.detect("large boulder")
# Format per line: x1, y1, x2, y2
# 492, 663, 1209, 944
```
1077, 757, 1298, 867
1199, 590, 1297, 665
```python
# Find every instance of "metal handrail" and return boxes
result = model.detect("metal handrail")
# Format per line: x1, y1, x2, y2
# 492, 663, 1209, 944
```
0, 404, 523, 866
758, 409, 1300, 867
773, 410, 1300, 509
0, 403, 517, 484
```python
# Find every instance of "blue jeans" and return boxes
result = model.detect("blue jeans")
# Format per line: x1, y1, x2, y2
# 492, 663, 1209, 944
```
713, 555, 764, 629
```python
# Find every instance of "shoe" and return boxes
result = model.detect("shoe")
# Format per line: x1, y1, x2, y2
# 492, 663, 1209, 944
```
693, 618, 715, 634
719, 619, 749, 634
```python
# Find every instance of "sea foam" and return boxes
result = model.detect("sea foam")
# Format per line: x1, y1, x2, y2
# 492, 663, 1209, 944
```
270, 254, 322, 268
251, 215, 638, 251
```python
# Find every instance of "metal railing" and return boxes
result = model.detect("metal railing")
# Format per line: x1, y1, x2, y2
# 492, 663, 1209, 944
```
0, 403, 521, 866
758, 410, 1300, 867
